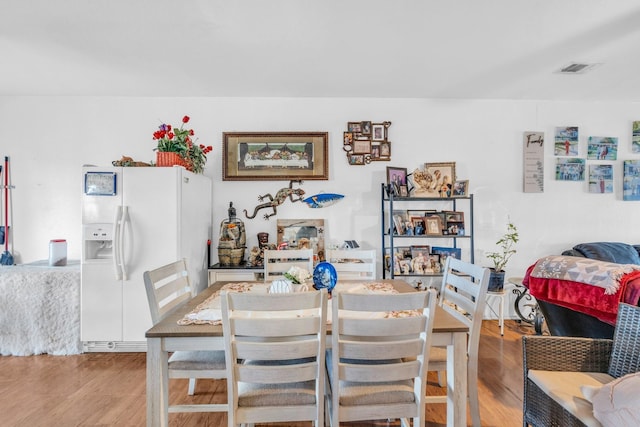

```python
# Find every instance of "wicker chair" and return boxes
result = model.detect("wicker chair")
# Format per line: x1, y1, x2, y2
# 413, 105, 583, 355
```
522, 303, 640, 427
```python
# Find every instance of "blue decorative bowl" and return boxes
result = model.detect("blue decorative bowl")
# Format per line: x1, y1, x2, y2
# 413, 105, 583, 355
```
313, 261, 337, 293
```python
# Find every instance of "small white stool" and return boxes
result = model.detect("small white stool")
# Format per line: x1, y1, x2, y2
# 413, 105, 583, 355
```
485, 290, 507, 336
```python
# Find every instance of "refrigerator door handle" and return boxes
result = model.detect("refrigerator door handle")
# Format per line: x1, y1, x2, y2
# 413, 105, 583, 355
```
120, 206, 130, 281
113, 206, 123, 280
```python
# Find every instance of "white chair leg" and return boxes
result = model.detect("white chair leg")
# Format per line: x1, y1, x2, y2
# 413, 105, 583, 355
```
437, 370, 446, 387
469, 371, 481, 427
187, 378, 197, 395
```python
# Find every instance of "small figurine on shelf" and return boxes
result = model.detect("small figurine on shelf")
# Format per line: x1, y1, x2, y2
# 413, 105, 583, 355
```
249, 232, 276, 267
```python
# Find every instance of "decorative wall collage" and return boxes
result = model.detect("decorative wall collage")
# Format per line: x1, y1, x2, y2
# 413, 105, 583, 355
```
343, 120, 392, 165
523, 121, 640, 200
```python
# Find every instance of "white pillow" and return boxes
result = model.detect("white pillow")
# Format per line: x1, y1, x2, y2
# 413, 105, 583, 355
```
582, 372, 640, 427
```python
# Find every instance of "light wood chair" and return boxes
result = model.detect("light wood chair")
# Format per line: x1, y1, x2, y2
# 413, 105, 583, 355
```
263, 249, 314, 281
143, 259, 228, 413
327, 288, 438, 427
325, 249, 376, 280
221, 289, 328, 427
425, 256, 490, 427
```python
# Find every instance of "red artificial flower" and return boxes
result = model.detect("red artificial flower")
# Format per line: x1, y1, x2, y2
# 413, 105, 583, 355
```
182, 116, 190, 124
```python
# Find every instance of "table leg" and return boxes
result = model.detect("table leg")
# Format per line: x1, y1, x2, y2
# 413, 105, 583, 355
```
147, 338, 169, 427
446, 331, 468, 427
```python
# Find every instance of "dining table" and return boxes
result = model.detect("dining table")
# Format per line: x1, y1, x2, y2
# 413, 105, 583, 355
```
146, 279, 470, 427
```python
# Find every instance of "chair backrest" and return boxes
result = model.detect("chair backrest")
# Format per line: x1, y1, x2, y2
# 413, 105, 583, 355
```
439, 257, 490, 357
143, 258, 193, 324
329, 288, 437, 425
325, 249, 376, 280
263, 249, 314, 280
221, 289, 328, 426
608, 303, 640, 378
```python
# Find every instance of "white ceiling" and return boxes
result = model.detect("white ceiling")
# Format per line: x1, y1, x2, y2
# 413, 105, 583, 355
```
2, 0, 640, 101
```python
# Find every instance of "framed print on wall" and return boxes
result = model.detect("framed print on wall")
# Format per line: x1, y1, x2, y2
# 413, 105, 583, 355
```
222, 132, 328, 181
623, 160, 640, 201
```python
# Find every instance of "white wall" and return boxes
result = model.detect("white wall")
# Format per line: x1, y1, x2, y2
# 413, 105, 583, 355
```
1, 96, 640, 282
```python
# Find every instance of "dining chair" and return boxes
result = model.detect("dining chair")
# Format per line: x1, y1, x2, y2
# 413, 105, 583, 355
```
326, 288, 438, 427
143, 259, 228, 412
263, 248, 314, 281
325, 249, 376, 280
424, 256, 490, 427
221, 288, 328, 427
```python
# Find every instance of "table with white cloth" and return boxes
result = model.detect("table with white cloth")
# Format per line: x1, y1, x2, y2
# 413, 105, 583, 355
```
0, 260, 81, 356
145, 280, 470, 427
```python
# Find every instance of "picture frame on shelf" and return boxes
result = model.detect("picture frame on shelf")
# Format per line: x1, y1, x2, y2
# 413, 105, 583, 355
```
410, 216, 426, 235
386, 166, 408, 196
445, 211, 464, 223
424, 162, 456, 198
431, 246, 462, 268
392, 211, 406, 235
399, 185, 409, 197
452, 180, 469, 197
222, 132, 328, 181
425, 215, 443, 236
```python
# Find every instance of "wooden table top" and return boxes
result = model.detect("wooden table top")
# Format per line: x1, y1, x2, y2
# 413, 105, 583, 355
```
146, 279, 469, 338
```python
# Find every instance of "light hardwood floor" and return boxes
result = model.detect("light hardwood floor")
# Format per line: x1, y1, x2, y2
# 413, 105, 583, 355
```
0, 320, 534, 426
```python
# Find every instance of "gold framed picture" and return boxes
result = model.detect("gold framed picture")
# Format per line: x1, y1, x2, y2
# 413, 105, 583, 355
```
222, 132, 328, 181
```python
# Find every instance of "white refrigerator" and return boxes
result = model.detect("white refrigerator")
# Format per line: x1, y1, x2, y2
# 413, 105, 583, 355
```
81, 165, 212, 350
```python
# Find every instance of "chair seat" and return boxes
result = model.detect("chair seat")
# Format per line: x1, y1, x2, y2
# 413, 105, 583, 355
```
326, 351, 415, 406
168, 350, 226, 370
528, 369, 613, 427
238, 381, 317, 407
428, 346, 447, 364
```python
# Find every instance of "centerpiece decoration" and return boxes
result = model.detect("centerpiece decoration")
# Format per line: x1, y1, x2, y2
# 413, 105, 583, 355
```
284, 265, 312, 285
152, 115, 213, 174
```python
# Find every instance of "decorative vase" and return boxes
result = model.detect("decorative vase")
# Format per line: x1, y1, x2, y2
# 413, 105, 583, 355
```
156, 151, 191, 171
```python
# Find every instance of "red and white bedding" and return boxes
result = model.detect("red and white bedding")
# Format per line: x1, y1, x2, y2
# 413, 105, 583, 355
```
524, 256, 640, 325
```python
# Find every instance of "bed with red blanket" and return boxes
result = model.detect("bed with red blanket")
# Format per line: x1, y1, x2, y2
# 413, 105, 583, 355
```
523, 242, 640, 339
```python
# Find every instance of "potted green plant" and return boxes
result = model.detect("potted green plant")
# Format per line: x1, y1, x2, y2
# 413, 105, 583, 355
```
485, 220, 518, 292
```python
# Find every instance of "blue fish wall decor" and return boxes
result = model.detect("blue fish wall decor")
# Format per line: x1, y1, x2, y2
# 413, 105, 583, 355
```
303, 193, 344, 208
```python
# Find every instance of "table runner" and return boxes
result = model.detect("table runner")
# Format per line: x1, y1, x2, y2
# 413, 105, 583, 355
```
177, 281, 415, 325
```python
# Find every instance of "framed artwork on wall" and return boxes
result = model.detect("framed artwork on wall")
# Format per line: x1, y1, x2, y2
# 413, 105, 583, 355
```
222, 132, 328, 181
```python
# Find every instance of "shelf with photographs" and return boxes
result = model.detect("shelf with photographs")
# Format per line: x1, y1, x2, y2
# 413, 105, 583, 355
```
380, 183, 474, 280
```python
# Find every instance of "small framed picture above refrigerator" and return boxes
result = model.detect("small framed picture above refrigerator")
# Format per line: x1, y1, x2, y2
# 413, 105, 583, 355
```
84, 171, 117, 196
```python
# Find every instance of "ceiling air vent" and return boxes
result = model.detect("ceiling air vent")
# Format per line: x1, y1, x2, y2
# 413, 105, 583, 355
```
556, 62, 601, 74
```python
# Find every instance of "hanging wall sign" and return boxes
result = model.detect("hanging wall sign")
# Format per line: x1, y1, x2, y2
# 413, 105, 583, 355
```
343, 121, 392, 165
523, 131, 544, 193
